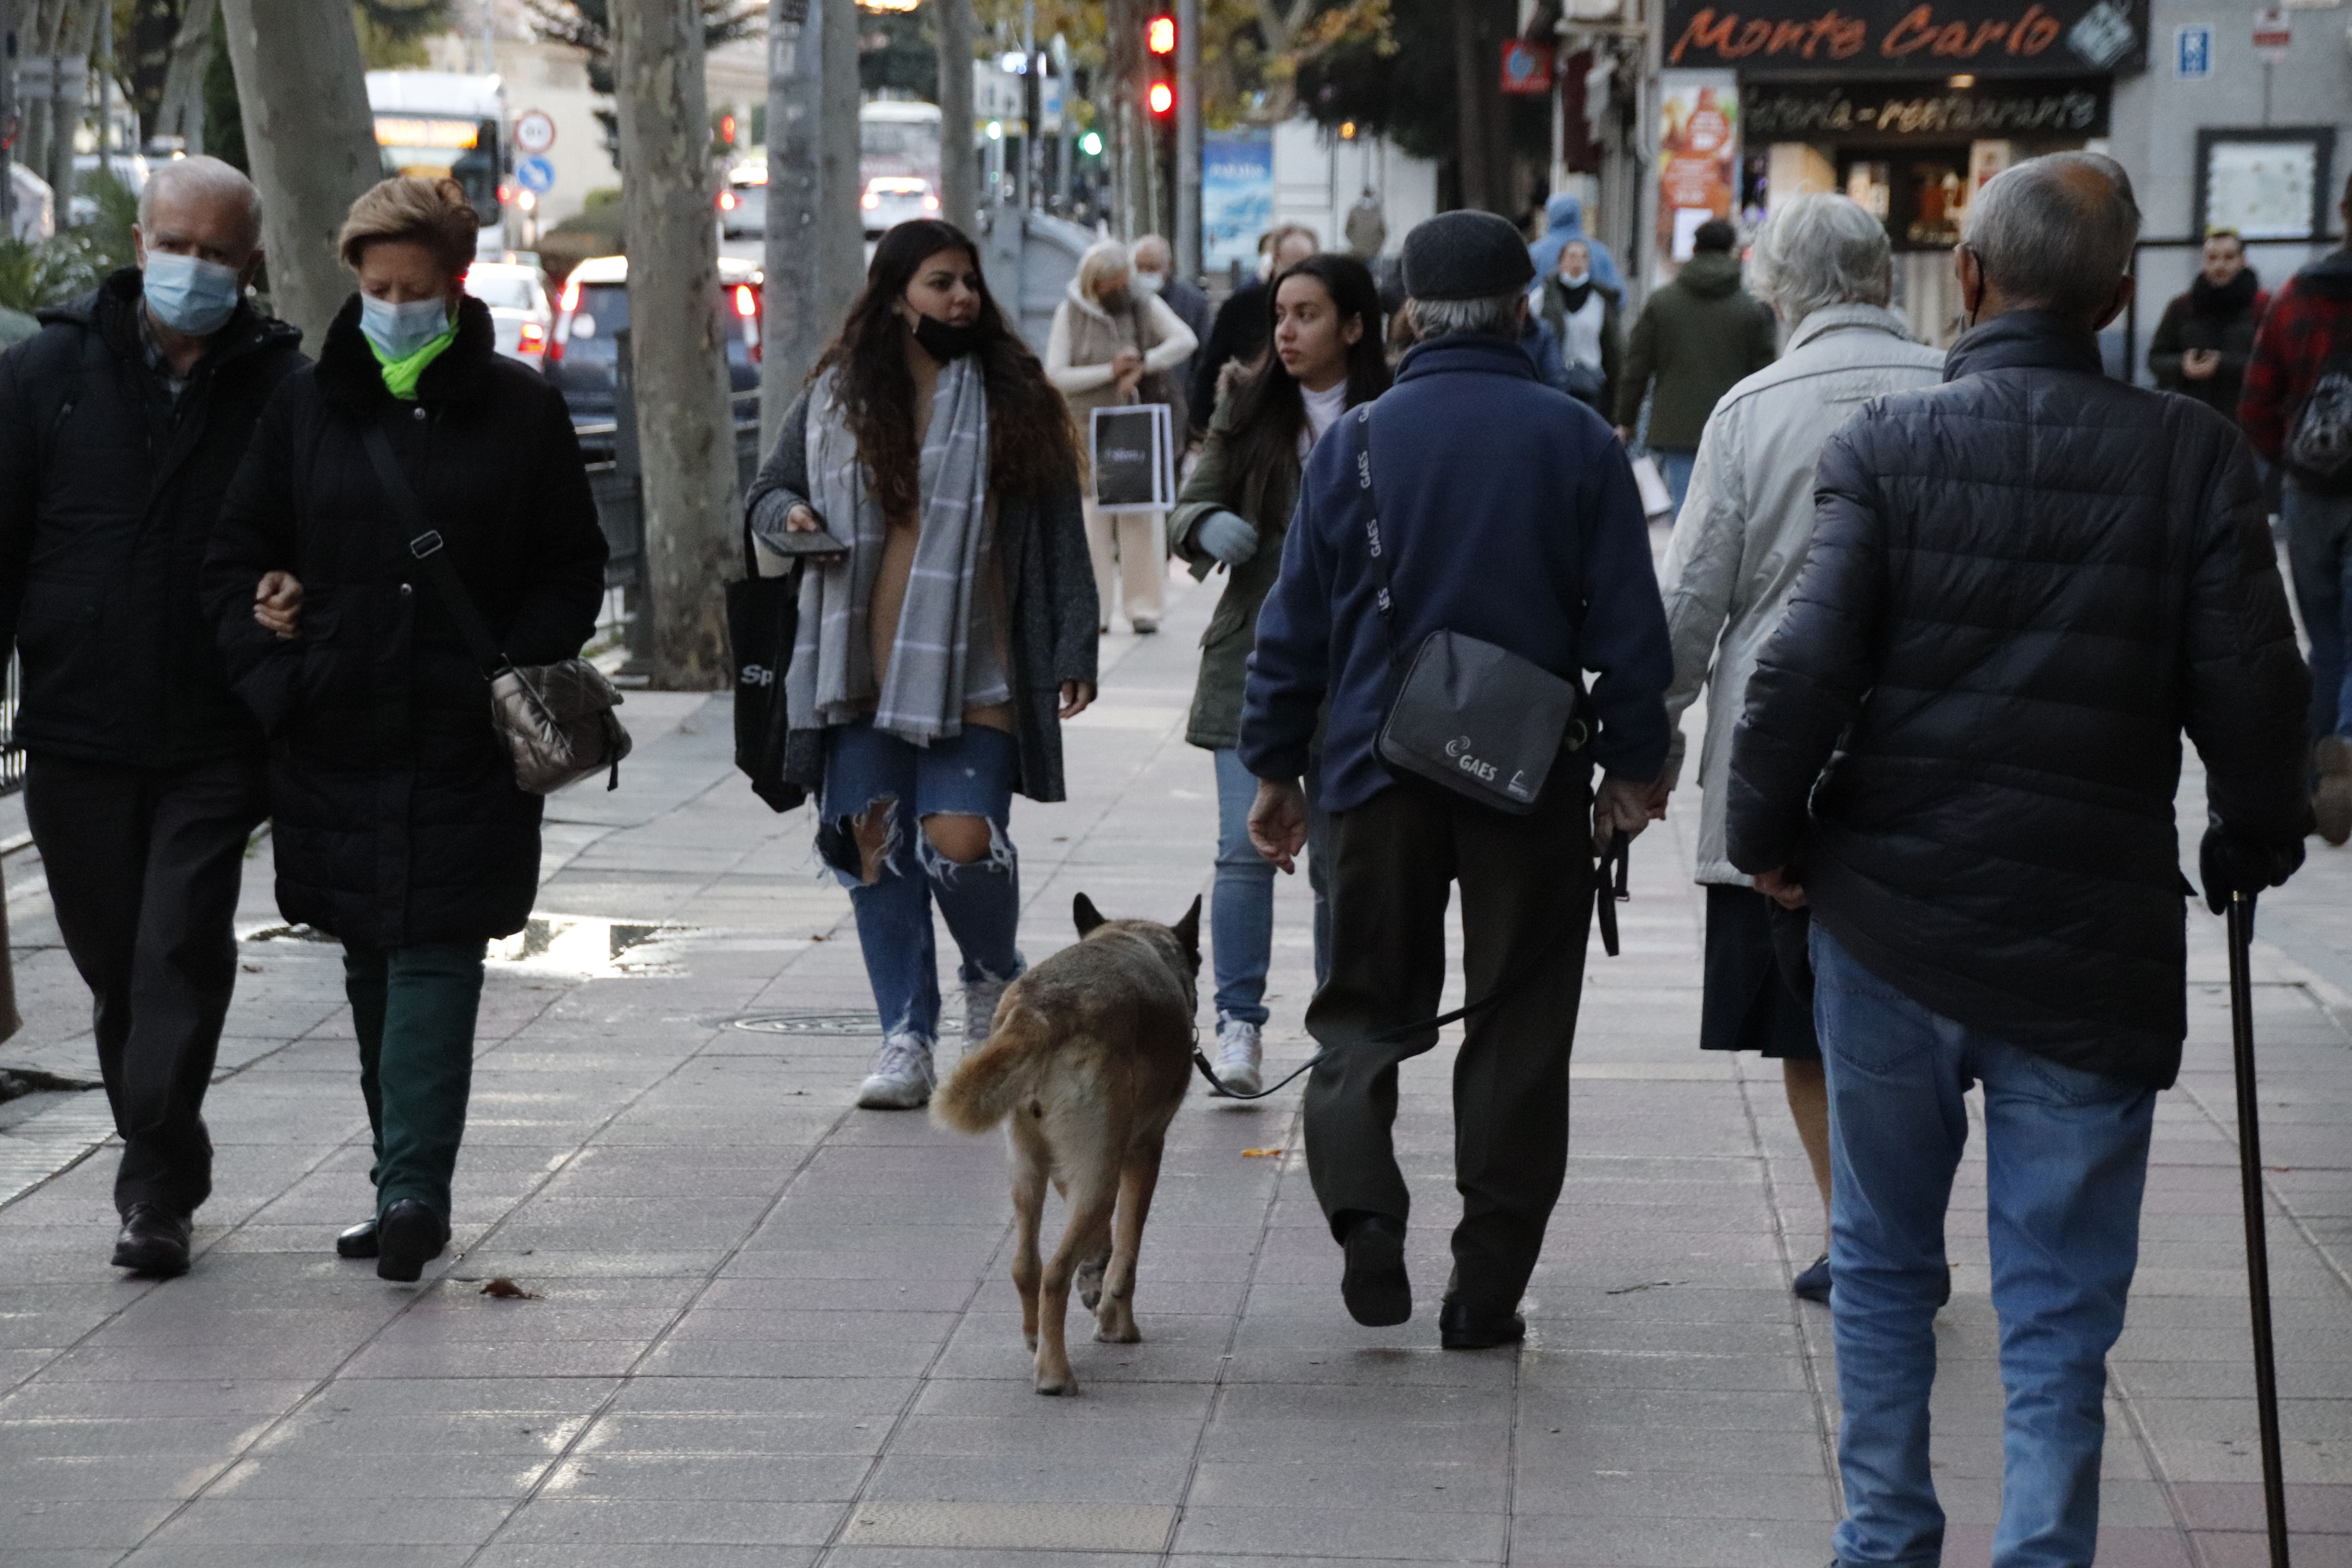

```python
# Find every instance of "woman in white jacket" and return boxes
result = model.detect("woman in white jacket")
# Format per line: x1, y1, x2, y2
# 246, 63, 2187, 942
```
1046, 240, 1198, 633
1657, 194, 1944, 1305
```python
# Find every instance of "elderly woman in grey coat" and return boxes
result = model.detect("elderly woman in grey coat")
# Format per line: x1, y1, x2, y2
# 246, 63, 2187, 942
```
1656, 194, 1944, 1303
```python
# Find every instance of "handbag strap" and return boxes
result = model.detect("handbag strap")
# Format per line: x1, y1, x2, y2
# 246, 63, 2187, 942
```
359, 419, 512, 677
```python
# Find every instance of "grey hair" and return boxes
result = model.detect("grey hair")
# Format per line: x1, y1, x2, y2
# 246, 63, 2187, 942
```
1076, 238, 1132, 300
1750, 194, 1891, 324
1411, 290, 1523, 340
1962, 151, 2140, 323
138, 155, 263, 251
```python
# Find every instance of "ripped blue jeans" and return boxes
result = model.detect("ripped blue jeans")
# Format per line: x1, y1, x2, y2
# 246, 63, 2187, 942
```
820, 718, 1024, 1044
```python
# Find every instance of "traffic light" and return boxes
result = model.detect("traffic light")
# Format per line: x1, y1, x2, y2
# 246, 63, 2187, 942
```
1145, 14, 1176, 119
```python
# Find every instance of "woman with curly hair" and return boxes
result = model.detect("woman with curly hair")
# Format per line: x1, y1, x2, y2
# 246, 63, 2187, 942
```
744, 219, 1098, 1109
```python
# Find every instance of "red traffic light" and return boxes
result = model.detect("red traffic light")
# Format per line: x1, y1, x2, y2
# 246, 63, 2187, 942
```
1147, 80, 1175, 116
1145, 15, 1176, 54
718, 111, 737, 145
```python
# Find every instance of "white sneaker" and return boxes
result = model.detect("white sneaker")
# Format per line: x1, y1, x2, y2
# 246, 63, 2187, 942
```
1210, 1016, 1263, 1096
964, 970, 1016, 1049
856, 1034, 936, 1109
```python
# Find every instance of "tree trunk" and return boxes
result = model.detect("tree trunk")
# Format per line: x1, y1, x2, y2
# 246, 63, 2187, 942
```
818, 0, 860, 325
761, 0, 861, 456
20, 0, 69, 209
611, 0, 738, 689
218, 0, 378, 350
933, 0, 974, 235
156, 0, 220, 156
51, 0, 103, 206
1451, 0, 1491, 214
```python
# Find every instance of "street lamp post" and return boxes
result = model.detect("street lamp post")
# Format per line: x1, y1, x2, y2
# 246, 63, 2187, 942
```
1175, 0, 1198, 278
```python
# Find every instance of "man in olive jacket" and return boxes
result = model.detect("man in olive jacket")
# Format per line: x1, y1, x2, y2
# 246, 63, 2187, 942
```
1613, 218, 1776, 514
1727, 154, 2308, 1568
0, 158, 302, 1276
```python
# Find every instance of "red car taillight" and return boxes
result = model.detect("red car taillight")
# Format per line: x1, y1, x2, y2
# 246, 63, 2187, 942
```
520, 323, 546, 352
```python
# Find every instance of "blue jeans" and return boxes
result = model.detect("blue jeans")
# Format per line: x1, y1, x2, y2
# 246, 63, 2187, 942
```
1210, 748, 1332, 1024
1655, 447, 1697, 518
1811, 927, 2155, 1568
820, 719, 1024, 1044
2284, 476, 2352, 747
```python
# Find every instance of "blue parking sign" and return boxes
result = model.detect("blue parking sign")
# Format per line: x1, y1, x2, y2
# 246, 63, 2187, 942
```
515, 155, 556, 194
2175, 24, 2212, 78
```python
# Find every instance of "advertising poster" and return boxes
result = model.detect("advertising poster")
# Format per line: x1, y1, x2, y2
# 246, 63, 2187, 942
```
1656, 74, 1739, 278
1202, 129, 1274, 275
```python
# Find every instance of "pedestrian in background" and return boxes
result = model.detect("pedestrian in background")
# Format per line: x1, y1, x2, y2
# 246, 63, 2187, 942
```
1045, 239, 1198, 635
1538, 237, 1622, 416
2243, 174, 2352, 844
0, 157, 301, 1278
1655, 192, 1942, 1305
1614, 218, 1776, 515
206, 176, 608, 1283
746, 220, 1097, 1112
1131, 234, 1209, 438
1527, 190, 1622, 296
1728, 154, 2308, 1568
1172, 254, 1389, 1097
1243, 212, 1671, 1349
2149, 228, 2266, 424
1189, 223, 1318, 437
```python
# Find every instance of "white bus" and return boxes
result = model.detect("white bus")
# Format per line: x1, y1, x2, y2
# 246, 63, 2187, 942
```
859, 100, 943, 237
367, 71, 508, 253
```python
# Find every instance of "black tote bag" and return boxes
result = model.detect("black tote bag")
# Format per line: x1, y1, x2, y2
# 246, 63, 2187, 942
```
728, 523, 804, 813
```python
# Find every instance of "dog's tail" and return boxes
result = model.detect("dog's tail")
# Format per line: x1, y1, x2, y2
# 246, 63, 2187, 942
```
931, 1002, 1049, 1133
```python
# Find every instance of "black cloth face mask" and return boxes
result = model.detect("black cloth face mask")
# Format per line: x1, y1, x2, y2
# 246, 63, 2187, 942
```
912, 312, 984, 363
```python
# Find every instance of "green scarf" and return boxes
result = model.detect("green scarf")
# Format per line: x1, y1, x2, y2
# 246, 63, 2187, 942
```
372, 321, 458, 401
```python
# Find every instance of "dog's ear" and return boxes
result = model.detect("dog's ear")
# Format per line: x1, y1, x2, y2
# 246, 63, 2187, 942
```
1073, 893, 1107, 936
1171, 895, 1202, 956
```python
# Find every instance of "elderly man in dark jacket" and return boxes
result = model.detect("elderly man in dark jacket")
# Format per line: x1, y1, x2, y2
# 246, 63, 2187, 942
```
1727, 153, 2308, 1568
0, 157, 302, 1276
1242, 210, 1672, 1350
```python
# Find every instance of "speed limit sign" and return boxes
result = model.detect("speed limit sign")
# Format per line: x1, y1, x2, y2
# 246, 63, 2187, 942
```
514, 110, 556, 155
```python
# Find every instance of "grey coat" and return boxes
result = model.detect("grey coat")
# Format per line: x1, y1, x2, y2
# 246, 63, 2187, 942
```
744, 387, 1099, 804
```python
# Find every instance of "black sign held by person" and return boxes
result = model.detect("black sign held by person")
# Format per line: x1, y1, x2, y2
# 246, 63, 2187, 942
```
1091, 405, 1174, 513
1664, 0, 2145, 75
1744, 76, 2110, 140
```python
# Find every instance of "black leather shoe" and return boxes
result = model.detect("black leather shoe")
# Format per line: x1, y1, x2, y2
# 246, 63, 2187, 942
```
336, 1218, 379, 1259
111, 1203, 192, 1277
374, 1200, 448, 1283
1438, 1300, 1526, 1350
1339, 1213, 1411, 1327
1793, 1253, 1832, 1303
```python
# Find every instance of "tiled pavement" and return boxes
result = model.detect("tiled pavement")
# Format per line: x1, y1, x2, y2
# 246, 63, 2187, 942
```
2, 555, 2350, 1567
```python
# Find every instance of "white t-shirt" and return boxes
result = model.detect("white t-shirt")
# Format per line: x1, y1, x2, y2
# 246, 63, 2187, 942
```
1299, 381, 1349, 460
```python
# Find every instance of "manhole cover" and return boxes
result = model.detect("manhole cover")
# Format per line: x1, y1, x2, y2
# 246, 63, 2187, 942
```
730, 1011, 889, 1035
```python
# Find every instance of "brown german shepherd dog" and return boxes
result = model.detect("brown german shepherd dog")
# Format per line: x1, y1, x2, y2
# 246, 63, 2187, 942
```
933, 892, 1201, 1395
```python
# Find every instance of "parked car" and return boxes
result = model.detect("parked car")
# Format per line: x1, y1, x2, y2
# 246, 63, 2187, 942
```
543, 254, 763, 448
719, 157, 767, 240
467, 259, 554, 367
861, 174, 939, 238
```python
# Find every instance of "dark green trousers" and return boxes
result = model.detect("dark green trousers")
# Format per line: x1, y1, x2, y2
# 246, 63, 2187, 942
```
345, 941, 488, 1221
1303, 774, 1594, 1315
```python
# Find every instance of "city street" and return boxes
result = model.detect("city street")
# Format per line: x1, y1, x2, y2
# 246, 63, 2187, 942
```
2, 561, 2350, 1567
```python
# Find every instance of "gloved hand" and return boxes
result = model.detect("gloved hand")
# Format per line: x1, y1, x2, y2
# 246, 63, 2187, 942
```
1192, 509, 1259, 566
2200, 821, 2305, 915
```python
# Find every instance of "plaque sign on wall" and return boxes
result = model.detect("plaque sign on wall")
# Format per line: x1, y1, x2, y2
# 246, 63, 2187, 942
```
1664, 0, 2149, 76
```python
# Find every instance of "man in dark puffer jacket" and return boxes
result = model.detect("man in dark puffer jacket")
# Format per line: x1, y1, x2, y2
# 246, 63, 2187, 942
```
0, 158, 303, 1278
1728, 154, 2308, 1568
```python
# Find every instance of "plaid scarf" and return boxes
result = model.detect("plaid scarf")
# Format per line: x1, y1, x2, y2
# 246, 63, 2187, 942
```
788, 358, 1008, 744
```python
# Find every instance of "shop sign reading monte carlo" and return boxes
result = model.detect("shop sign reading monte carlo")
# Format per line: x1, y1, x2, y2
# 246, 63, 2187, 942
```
1666, 0, 2147, 75
1743, 76, 2110, 140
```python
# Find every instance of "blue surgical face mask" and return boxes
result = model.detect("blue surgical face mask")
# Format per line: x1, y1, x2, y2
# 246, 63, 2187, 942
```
142, 249, 243, 336
359, 292, 453, 359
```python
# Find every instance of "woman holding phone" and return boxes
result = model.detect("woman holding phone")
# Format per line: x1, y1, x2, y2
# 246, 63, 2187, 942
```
744, 220, 1097, 1110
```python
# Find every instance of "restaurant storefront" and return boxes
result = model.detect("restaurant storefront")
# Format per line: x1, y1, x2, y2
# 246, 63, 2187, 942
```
1658, 0, 2148, 343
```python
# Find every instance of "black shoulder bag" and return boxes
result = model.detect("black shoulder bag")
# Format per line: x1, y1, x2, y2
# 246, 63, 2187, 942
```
725, 512, 806, 813
1355, 404, 1589, 814
360, 421, 631, 795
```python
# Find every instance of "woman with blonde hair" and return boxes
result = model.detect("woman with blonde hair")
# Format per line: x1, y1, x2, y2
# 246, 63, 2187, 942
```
1045, 238, 1196, 634
205, 176, 607, 1281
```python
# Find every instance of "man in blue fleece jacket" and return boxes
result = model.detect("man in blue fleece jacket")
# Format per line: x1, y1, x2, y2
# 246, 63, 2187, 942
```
1240, 210, 1673, 1349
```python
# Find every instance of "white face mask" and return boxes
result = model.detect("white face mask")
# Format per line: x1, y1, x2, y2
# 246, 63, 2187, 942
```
1560, 268, 1591, 288
1132, 270, 1165, 297
360, 293, 453, 360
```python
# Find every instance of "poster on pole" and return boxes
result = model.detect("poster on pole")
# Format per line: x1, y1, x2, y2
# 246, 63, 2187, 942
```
1090, 405, 1174, 513
1655, 73, 1739, 282
1202, 129, 1274, 276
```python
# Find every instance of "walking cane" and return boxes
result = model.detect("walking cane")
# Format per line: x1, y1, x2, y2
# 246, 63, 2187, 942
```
2226, 890, 2292, 1568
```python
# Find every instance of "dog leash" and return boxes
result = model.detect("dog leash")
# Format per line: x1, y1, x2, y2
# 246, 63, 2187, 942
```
1192, 832, 1632, 1101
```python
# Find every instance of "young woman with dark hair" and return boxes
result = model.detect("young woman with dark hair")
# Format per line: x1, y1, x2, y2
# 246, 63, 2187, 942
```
1170, 254, 1390, 1093
743, 219, 1098, 1109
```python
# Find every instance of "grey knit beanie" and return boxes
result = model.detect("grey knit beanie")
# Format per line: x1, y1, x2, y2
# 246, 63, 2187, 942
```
1401, 210, 1537, 301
